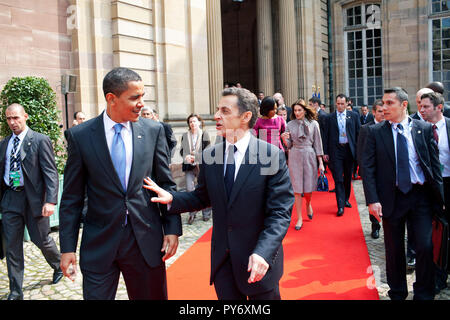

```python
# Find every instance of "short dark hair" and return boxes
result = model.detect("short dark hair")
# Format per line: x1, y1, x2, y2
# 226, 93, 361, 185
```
384, 87, 408, 103
421, 92, 445, 110
372, 99, 383, 112
336, 94, 348, 102
309, 97, 322, 105
222, 87, 258, 128
259, 96, 277, 117
103, 67, 142, 98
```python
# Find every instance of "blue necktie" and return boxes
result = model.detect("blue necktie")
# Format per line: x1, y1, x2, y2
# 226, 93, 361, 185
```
396, 123, 412, 194
111, 123, 127, 192
224, 145, 237, 200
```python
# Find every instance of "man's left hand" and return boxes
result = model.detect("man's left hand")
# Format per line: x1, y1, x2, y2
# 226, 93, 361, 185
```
42, 203, 55, 217
161, 234, 179, 261
247, 253, 269, 283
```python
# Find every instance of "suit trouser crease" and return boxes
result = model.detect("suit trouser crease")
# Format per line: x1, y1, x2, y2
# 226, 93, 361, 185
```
81, 222, 167, 300
213, 254, 281, 300
1, 189, 60, 297
330, 144, 353, 209
382, 186, 435, 300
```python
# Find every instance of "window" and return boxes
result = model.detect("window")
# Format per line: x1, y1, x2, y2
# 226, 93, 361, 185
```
345, 3, 382, 107
430, 2, 450, 102
432, 0, 450, 14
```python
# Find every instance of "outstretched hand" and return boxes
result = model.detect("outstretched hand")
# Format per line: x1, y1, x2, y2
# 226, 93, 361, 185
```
143, 177, 173, 204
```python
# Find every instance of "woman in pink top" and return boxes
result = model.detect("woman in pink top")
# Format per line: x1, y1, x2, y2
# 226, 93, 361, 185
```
253, 96, 286, 151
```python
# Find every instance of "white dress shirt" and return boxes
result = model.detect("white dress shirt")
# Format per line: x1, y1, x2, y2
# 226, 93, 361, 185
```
3, 126, 29, 187
224, 131, 251, 180
390, 117, 425, 185
434, 118, 450, 178
103, 111, 133, 189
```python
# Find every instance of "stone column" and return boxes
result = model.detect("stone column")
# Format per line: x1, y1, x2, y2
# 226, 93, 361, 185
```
206, 0, 224, 112
256, 0, 274, 95
278, 0, 299, 105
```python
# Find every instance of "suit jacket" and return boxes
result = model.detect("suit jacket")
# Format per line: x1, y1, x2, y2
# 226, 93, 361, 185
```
356, 120, 375, 175
0, 128, 59, 217
360, 113, 374, 125
323, 110, 360, 161
443, 105, 450, 118
169, 134, 294, 296
59, 113, 182, 273
411, 112, 421, 120
160, 121, 177, 159
361, 119, 444, 219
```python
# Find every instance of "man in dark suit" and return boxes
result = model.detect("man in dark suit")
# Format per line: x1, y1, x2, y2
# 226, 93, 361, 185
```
59, 67, 182, 300
145, 87, 294, 300
323, 94, 360, 216
357, 99, 384, 239
0, 103, 62, 300
426, 81, 450, 118
361, 87, 444, 300
360, 105, 374, 125
419, 91, 450, 294
140, 106, 177, 162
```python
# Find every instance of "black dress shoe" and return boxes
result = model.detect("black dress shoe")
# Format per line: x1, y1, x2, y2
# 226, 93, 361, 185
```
7, 293, 23, 300
345, 201, 352, 208
337, 208, 344, 217
53, 269, 64, 284
371, 229, 380, 239
407, 257, 416, 270
329, 188, 335, 193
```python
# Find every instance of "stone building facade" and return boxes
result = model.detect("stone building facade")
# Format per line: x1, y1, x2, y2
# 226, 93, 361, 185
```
0, 0, 447, 157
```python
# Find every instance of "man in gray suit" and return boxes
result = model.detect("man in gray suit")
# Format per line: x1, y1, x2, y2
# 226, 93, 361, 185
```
0, 103, 62, 300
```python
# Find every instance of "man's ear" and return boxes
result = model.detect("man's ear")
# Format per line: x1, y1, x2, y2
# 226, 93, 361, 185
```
241, 111, 252, 124
105, 92, 116, 106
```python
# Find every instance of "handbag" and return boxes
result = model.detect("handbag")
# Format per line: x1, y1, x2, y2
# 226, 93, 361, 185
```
432, 213, 449, 271
317, 171, 329, 192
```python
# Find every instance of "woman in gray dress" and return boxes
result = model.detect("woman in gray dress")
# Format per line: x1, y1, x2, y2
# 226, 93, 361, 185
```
281, 99, 324, 230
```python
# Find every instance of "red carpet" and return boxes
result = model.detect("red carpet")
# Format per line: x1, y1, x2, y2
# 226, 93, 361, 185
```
167, 173, 379, 300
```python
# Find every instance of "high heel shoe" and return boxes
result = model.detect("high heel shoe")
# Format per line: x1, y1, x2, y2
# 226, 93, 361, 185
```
295, 223, 303, 231
307, 205, 313, 220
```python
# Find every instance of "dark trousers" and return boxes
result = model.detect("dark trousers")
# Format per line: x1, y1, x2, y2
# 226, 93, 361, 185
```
213, 256, 281, 300
330, 144, 354, 209
1, 189, 60, 298
435, 177, 450, 287
382, 185, 435, 300
81, 222, 168, 300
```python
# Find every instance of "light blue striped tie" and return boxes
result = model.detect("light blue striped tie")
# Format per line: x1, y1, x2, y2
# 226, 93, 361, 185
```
111, 123, 126, 192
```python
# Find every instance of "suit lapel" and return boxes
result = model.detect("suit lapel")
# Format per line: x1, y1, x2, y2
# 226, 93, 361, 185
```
90, 113, 124, 193
127, 121, 145, 195
0, 135, 11, 179
20, 129, 33, 162
227, 136, 257, 208
380, 121, 396, 165
410, 120, 426, 166
345, 112, 353, 141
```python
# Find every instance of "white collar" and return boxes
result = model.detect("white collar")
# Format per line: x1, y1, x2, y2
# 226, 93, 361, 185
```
13, 126, 29, 141
435, 117, 445, 130
103, 110, 131, 132
225, 130, 251, 155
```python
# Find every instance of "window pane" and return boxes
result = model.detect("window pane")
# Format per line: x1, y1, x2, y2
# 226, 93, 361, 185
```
434, 50, 443, 61
433, 71, 442, 82
375, 48, 382, 57
434, 62, 441, 71
356, 60, 363, 68
443, 61, 450, 70
368, 49, 374, 57
375, 68, 382, 76
443, 28, 450, 39
348, 32, 354, 41
349, 51, 355, 59
357, 69, 363, 77
443, 18, 450, 28
368, 77, 374, 86
434, 40, 442, 50
356, 31, 362, 40
433, 19, 441, 30
367, 59, 373, 67
356, 50, 363, 59
355, 16, 362, 25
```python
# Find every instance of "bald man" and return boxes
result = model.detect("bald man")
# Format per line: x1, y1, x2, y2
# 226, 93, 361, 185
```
0, 104, 61, 300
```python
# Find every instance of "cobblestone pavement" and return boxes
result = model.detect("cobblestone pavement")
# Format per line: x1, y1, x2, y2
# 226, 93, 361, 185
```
0, 183, 448, 300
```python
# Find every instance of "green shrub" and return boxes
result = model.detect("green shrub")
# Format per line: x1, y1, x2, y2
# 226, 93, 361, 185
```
0, 76, 66, 174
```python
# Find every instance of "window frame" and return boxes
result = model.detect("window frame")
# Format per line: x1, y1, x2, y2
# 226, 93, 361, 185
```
343, 2, 383, 107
